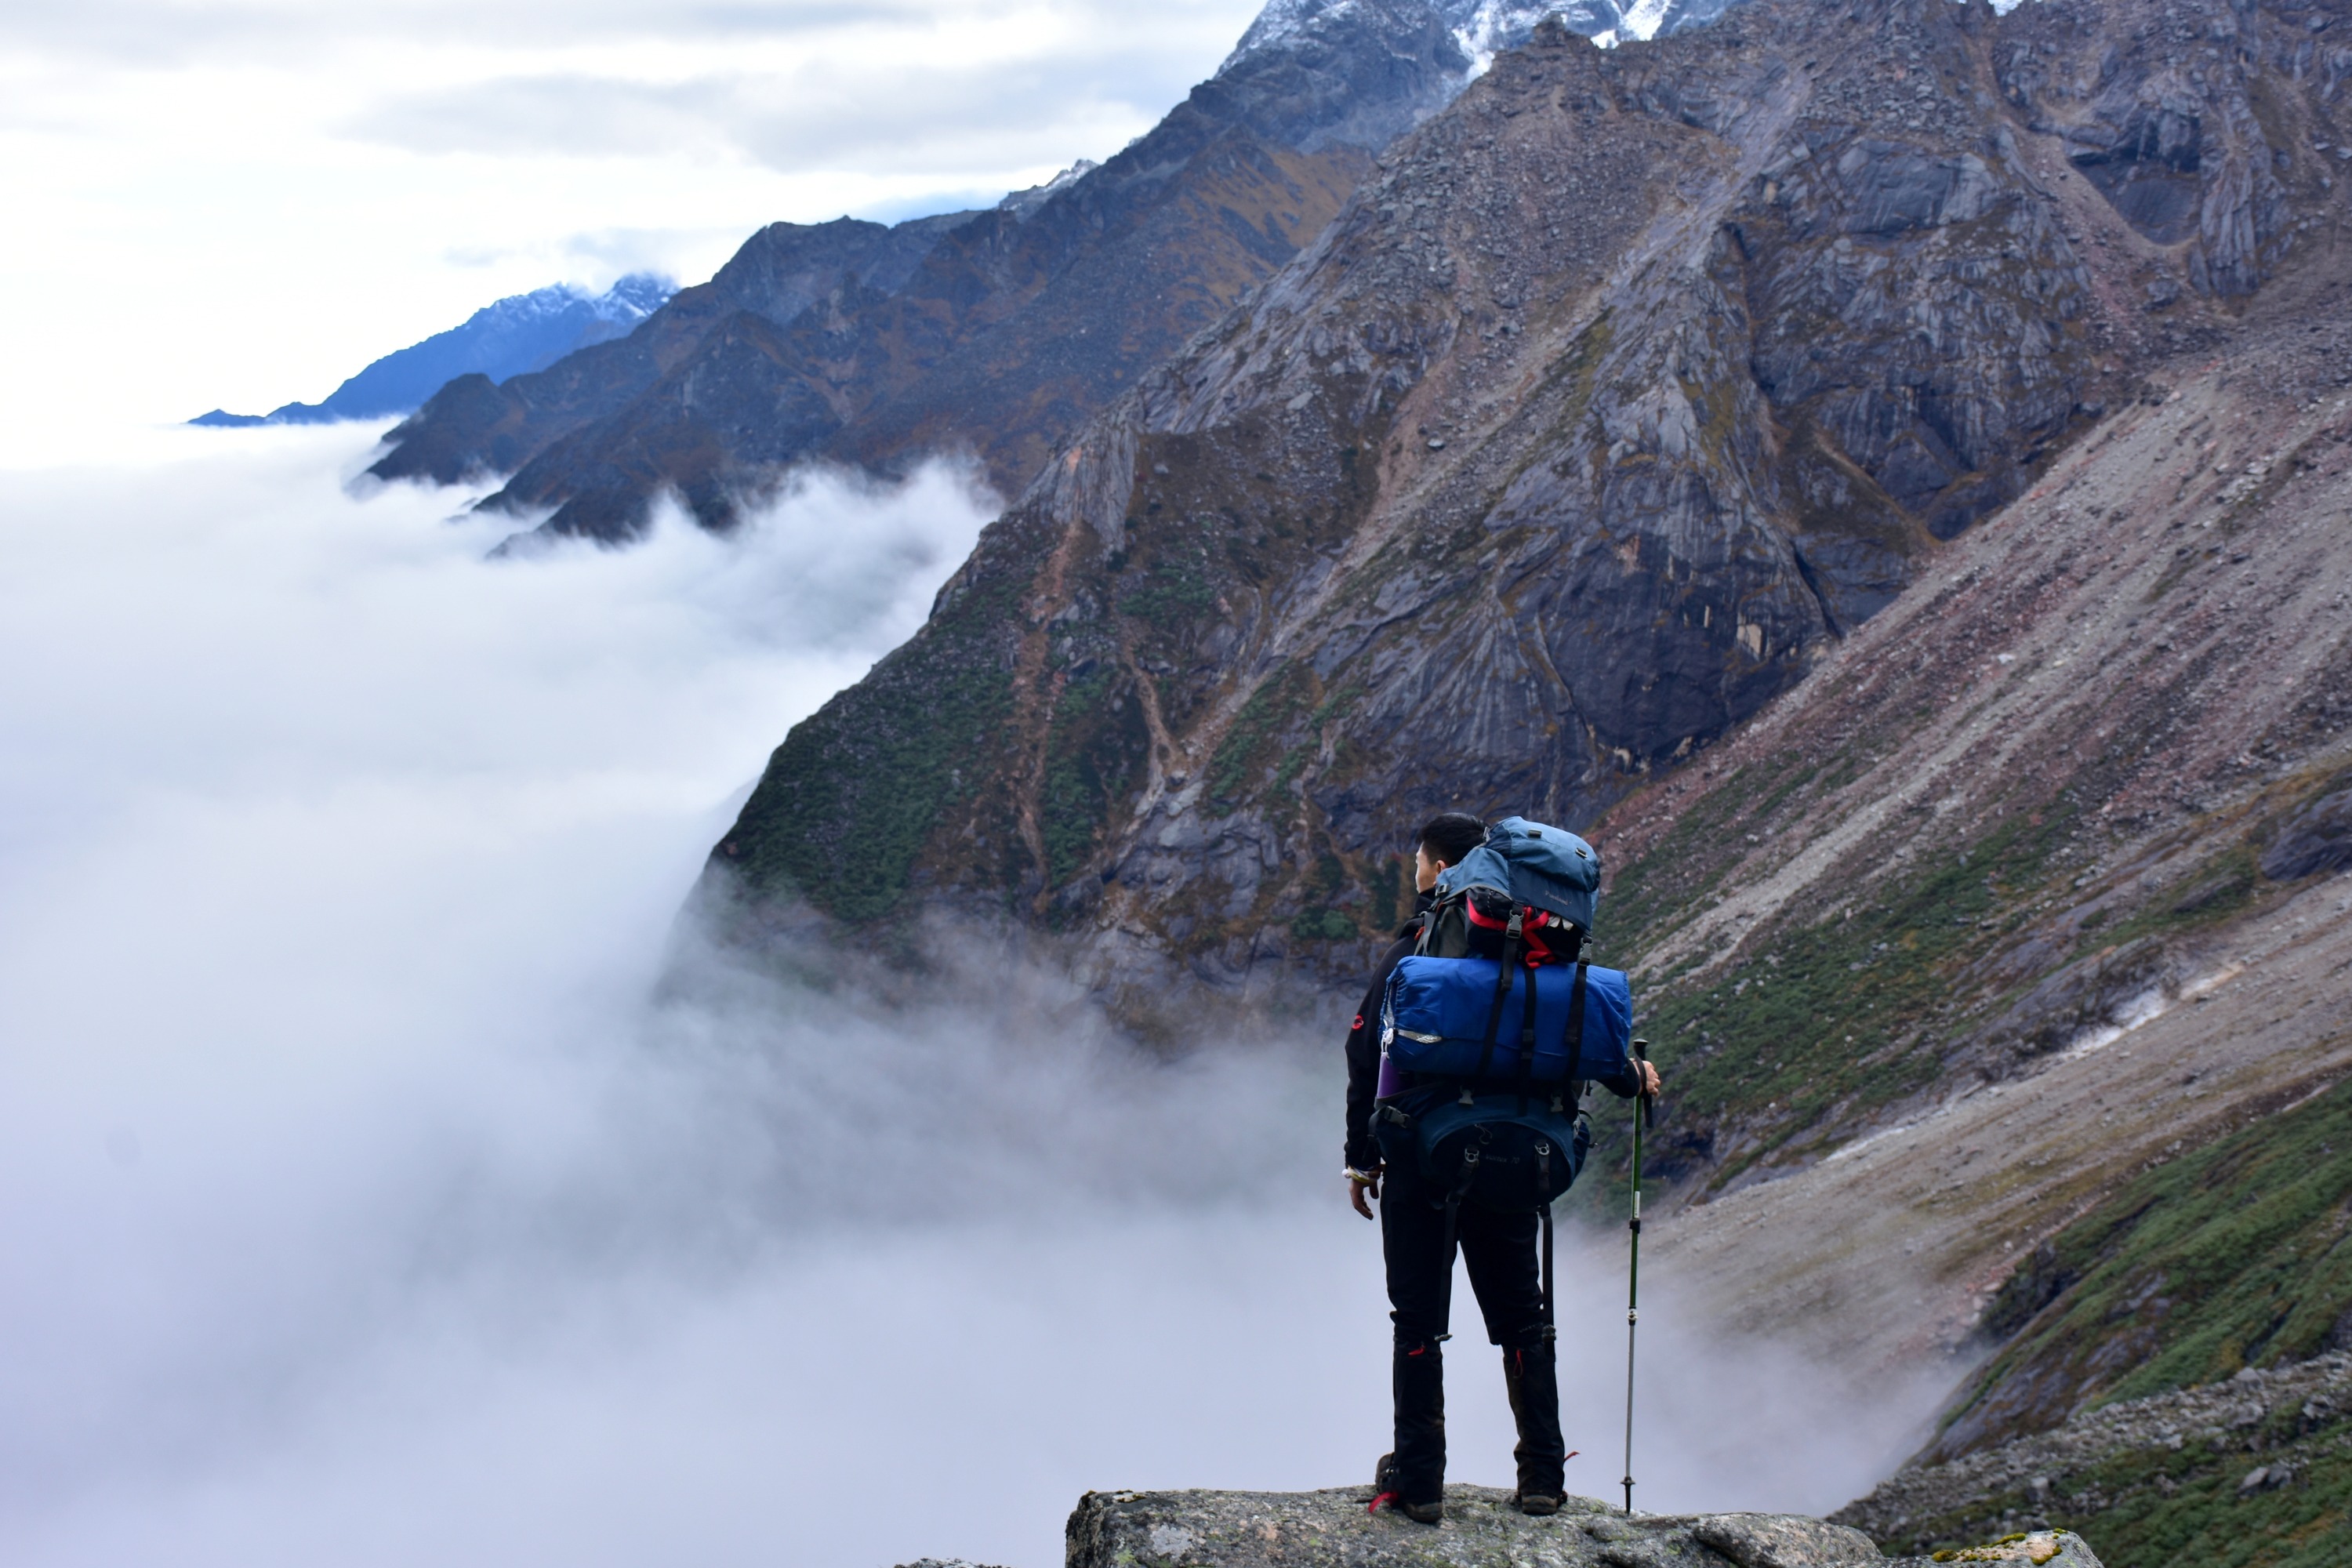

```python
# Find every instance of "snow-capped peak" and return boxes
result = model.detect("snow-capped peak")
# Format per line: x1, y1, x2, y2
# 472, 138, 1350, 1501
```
586, 272, 676, 323
463, 273, 675, 335
1218, 0, 1671, 80
998, 159, 1102, 220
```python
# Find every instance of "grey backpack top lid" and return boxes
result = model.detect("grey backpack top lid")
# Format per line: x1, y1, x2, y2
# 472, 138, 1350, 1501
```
1432, 815, 1601, 932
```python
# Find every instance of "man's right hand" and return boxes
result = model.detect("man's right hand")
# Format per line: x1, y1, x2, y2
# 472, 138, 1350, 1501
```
1348, 1167, 1383, 1220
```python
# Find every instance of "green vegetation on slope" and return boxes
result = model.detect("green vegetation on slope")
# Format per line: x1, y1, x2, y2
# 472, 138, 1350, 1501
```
1581, 798, 2082, 1199
1038, 666, 1152, 895
1951, 1078, 2352, 1445
2037, 1426, 2351, 1568
1581, 742, 2336, 1210
721, 552, 1024, 923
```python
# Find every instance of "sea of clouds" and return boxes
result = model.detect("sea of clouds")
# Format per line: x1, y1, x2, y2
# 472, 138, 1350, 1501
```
0, 430, 1944, 1567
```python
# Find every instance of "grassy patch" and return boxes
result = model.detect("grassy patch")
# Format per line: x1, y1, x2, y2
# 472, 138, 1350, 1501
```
1893, 1428, 2352, 1568
1949, 1080, 2352, 1441
1578, 804, 2084, 1196
1290, 909, 1360, 942
1119, 547, 1217, 627
1037, 666, 1154, 894
1204, 662, 1308, 815
731, 619, 1014, 922
1642, 818, 2053, 1134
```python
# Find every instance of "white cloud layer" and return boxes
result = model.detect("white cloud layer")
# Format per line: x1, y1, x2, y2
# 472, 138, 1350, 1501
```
0, 432, 1951, 1567
0, 0, 1265, 448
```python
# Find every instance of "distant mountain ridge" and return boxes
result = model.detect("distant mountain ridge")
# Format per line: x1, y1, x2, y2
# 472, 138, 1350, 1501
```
365, 0, 1705, 543
189, 274, 676, 428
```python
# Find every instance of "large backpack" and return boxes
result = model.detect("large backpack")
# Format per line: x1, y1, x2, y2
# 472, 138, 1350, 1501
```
1374, 816, 1637, 1236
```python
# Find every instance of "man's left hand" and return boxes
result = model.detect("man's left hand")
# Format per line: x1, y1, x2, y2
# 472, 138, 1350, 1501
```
1348, 1167, 1382, 1219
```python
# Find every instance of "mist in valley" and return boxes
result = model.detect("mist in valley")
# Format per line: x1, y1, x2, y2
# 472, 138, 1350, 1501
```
0, 430, 1947, 1566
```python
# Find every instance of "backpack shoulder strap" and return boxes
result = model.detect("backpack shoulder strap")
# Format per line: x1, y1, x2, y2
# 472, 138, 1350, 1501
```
1561, 960, 1591, 1078
1470, 907, 1523, 1085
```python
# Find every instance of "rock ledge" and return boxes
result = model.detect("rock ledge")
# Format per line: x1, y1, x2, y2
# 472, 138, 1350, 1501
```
1063, 1486, 2092, 1567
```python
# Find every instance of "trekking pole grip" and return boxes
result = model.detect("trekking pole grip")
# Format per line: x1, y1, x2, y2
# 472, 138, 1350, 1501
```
1633, 1036, 1654, 1131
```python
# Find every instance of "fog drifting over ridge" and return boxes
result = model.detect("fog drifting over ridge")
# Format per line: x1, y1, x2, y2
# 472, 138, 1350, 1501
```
0, 433, 1946, 1567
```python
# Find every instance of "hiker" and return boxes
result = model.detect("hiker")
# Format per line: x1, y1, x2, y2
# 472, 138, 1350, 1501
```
1342, 814, 1662, 1523
1342, 811, 1489, 1214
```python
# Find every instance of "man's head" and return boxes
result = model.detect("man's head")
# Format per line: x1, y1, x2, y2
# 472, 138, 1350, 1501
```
1413, 812, 1486, 892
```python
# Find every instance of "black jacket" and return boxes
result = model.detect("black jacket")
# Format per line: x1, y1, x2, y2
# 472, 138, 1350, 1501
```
1341, 895, 1650, 1171
1341, 895, 1433, 1172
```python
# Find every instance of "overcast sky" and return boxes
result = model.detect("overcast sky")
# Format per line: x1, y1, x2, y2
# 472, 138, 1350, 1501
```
0, 0, 1265, 452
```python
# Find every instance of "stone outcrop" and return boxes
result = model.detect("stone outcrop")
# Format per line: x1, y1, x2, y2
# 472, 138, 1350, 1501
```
1060, 1486, 2102, 1567
2261, 785, 2352, 881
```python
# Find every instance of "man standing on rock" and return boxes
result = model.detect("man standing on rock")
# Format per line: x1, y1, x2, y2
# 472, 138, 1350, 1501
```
1343, 814, 1660, 1523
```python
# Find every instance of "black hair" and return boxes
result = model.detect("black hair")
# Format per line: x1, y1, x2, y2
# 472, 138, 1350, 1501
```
1414, 812, 1486, 868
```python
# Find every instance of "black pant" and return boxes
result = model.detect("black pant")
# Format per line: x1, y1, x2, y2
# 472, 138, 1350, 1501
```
1378, 1152, 1564, 1503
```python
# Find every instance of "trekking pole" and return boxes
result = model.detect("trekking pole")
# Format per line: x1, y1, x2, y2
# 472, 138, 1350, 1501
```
1622, 1037, 1653, 1515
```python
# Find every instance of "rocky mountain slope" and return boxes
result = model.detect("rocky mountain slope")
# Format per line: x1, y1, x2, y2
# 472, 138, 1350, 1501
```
365, 0, 1613, 543
189, 274, 673, 427
707, 0, 2346, 998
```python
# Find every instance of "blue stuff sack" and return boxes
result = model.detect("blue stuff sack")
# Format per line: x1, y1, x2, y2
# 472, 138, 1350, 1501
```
1381, 956, 1634, 1084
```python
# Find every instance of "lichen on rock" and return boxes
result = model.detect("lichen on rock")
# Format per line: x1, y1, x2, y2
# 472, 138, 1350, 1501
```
1915, 1530, 2101, 1567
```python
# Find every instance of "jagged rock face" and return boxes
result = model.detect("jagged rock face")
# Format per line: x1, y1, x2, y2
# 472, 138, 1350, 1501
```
365, 0, 1526, 540
1062, 1486, 1905, 1568
1995, 0, 2326, 299
706, 0, 2341, 992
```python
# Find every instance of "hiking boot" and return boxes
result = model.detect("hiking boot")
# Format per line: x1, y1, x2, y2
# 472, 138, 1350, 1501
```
1501, 1341, 1566, 1504
1372, 1451, 1443, 1525
1388, 1340, 1446, 1515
